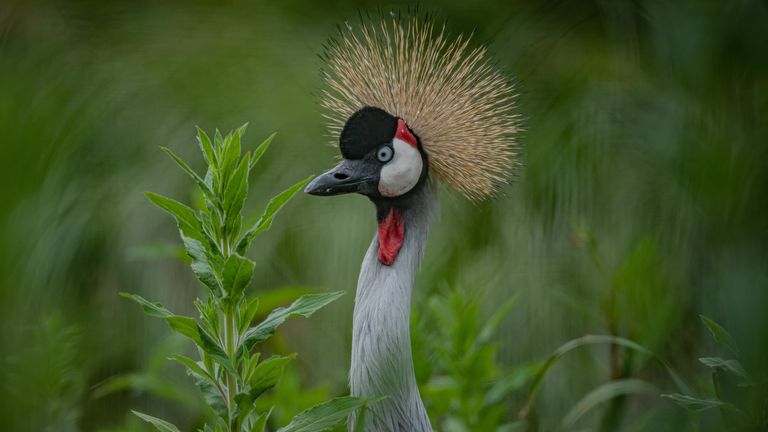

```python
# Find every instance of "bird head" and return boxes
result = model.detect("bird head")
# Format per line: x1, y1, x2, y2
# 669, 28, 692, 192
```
305, 15, 520, 204
305, 106, 429, 202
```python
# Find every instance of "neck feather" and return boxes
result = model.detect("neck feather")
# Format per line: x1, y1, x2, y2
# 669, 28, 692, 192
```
349, 183, 436, 432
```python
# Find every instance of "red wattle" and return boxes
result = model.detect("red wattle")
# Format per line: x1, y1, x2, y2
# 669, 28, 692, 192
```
377, 208, 405, 266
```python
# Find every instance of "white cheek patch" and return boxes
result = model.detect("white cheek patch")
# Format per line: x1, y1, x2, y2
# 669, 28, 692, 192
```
378, 138, 423, 197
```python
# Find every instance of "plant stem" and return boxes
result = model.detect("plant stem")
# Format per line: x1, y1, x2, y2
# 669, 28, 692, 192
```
225, 306, 239, 431
221, 222, 239, 432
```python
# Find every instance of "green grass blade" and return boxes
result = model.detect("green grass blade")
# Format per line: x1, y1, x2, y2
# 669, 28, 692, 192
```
517, 334, 692, 419
559, 379, 657, 430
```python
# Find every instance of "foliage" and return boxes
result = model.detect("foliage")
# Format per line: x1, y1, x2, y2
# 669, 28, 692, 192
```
516, 333, 692, 430
662, 315, 767, 430
412, 288, 697, 431
122, 127, 369, 431
413, 289, 535, 431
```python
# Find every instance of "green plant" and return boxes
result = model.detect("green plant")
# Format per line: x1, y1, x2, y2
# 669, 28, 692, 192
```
662, 315, 767, 431
565, 228, 683, 430
413, 288, 537, 432
122, 126, 371, 432
412, 289, 669, 432
517, 334, 688, 430
410, 283, 697, 431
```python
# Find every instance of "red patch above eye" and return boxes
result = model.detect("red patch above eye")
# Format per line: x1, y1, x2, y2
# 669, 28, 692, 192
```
395, 118, 418, 148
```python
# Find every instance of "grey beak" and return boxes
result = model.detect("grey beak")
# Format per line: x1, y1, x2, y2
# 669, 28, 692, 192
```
304, 159, 379, 196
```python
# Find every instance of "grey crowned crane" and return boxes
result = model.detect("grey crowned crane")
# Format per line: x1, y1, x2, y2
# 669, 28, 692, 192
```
305, 15, 521, 432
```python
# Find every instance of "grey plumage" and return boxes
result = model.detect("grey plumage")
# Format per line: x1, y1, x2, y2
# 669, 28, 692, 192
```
349, 183, 437, 432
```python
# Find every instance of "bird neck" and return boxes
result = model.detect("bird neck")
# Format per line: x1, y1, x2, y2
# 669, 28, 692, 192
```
350, 182, 436, 432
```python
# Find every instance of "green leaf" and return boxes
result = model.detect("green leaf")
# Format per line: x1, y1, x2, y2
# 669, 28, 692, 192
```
256, 286, 315, 315
483, 361, 542, 407
190, 367, 228, 420
199, 211, 222, 251
219, 131, 242, 190
474, 295, 517, 347
171, 320, 235, 375
181, 235, 222, 294
169, 355, 213, 383
195, 297, 221, 337
560, 379, 657, 429
196, 324, 236, 374
518, 334, 691, 419
239, 296, 260, 334
234, 354, 295, 418
214, 129, 224, 149
251, 407, 273, 432
169, 355, 226, 417
166, 316, 203, 344
222, 253, 255, 296
236, 122, 249, 137
241, 292, 344, 352
162, 317, 232, 370
201, 349, 216, 379
223, 154, 250, 235
353, 402, 368, 432
161, 146, 218, 205
144, 192, 206, 243
249, 354, 296, 398
120, 292, 173, 318
250, 132, 276, 169
661, 393, 740, 413
241, 352, 261, 384
276, 396, 373, 432
205, 166, 219, 202
235, 176, 312, 255
196, 126, 217, 172
699, 357, 753, 385
131, 411, 181, 432
700, 314, 740, 355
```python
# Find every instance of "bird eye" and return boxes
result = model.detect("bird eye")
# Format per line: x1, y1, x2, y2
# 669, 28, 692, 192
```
376, 145, 394, 163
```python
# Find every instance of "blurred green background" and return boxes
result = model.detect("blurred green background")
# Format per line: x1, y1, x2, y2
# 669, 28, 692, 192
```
2, 0, 767, 431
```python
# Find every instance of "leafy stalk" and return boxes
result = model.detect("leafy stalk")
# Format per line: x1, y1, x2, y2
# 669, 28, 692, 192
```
662, 315, 762, 429
123, 126, 372, 432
